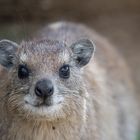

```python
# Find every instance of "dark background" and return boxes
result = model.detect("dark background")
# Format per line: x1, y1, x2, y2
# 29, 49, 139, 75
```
0, 0, 140, 132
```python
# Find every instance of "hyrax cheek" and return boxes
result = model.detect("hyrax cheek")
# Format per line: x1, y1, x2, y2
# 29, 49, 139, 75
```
52, 95, 64, 105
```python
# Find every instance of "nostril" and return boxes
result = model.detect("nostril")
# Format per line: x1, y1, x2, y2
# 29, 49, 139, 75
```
48, 86, 54, 96
35, 87, 43, 97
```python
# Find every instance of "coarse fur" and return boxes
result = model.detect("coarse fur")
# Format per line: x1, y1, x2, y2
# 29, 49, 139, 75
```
0, 22, 138, 140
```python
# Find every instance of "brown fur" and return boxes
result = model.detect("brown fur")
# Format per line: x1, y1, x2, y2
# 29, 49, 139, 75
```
0, 22, 138, 140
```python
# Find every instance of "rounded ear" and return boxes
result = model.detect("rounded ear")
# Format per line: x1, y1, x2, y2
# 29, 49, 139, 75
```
70, 39, 95, 67
0, 39, 18, 69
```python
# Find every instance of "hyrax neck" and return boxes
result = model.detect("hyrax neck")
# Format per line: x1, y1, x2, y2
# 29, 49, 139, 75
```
5, 116, 84, 140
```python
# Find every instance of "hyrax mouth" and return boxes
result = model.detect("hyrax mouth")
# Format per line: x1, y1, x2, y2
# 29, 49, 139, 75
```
25, 97, 53, 107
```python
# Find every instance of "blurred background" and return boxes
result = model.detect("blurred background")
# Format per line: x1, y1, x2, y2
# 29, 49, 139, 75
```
0, 0, 140, 135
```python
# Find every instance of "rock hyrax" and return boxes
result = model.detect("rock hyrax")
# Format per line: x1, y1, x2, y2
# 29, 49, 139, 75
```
0, 22, 138, 140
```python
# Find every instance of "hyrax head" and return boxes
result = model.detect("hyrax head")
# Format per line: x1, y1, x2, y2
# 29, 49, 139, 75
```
0, 39, 94, 121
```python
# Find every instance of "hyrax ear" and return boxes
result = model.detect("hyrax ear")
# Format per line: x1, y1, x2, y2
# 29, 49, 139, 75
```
0, 39, 18, 69
70, 39, 95, 67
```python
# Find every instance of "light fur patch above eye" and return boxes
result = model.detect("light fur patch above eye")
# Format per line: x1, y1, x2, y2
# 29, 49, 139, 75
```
59, 50, 70, 63
20, 53, 28, 62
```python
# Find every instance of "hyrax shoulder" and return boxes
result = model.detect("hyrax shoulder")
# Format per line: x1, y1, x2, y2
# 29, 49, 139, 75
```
0, 22, 138, 140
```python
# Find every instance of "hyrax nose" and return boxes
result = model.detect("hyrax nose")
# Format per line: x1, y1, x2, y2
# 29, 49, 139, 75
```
35, 79, 54, 99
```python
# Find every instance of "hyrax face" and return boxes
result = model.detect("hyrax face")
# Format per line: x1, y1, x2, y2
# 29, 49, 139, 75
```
0, 39, 94, 121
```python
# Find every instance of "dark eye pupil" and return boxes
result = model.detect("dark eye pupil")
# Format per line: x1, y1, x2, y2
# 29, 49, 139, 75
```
59, 65, 70, 79
18, 65, 29, 79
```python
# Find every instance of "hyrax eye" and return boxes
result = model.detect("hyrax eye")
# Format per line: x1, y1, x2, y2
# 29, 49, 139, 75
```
18, 65, 29, 79
59, 64, 70, 79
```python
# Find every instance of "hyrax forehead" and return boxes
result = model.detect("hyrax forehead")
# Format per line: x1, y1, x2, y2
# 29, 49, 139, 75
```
0, 39, 94, 74
18, 40, 72, 73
